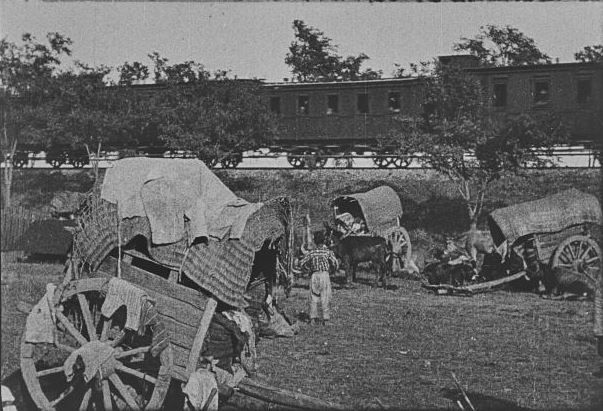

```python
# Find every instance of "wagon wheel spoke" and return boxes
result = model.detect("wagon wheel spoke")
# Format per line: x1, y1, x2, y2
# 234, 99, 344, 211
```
580, 245, 594, 260
56, 310, 89, 346
585, 255, 600, 265
100, 318, 112, 342
115, 363, 157, 385
36, 365, 65, 378
102, 380, 113, 410
56, 342, 76, 353
49, 383, 79, 407
77, 294, 98, 341
581, 270, 597, 285
109, 374, 141, 410
79, 387, 92, 411
115, 346, 151, 359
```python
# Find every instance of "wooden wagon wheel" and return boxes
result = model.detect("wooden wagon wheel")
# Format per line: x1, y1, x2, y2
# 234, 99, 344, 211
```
551, 235, 602, 286
383, 226, 412, 274
21, 278, 172, 411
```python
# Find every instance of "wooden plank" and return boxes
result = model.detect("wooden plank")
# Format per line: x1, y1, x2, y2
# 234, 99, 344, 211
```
99, 256, 209, 316
422, 271, 528, 295
238, 378, 347, 411
187, 297, 217, 374
465, 271, 528, 291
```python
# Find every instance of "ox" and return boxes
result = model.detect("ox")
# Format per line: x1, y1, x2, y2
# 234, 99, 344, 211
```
324, 223, 390, 288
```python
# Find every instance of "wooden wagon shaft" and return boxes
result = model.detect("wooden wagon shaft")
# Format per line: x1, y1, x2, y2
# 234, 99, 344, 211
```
423, 271, 528, 295
237, 377, 347, 411
187, 297, 218, 374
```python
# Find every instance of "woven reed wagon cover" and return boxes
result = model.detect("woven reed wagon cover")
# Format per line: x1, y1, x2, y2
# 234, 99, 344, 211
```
331, 186, 402, 236
72, 159, 291, 309
488, 188, 602, 247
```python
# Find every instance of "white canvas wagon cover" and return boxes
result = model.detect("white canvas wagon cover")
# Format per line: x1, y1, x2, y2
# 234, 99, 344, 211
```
488, 188, 602, 247
331, 186, 402, 236
73, 158, 291, 308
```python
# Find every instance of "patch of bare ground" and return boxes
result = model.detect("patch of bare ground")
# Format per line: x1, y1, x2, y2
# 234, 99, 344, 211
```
257, 270, 603, 410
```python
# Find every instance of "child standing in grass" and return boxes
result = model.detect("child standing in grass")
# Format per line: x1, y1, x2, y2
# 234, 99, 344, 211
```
299, 231, 339, 325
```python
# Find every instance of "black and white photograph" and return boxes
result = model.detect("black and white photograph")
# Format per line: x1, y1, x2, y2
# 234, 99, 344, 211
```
1, 1, 602, 410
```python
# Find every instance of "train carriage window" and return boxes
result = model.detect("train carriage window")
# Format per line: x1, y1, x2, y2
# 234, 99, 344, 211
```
388, 92, 401, 113
577, 78, 592, 105
270, 97, 281, 114
298, 95, 310, 115
493, 83, 507, 108
357, 93, 369, 114
533, 79, 550, 107
327, 95, 339, 115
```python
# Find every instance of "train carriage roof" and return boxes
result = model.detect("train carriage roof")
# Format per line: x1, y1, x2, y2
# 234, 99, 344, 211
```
487, 188, 602, 247
332, 186, 402, 236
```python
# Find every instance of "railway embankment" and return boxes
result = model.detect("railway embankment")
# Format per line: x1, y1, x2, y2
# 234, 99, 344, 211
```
4, 167, 600, 235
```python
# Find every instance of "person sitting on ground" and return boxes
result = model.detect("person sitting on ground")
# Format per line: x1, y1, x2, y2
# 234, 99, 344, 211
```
298, 231, 339, 326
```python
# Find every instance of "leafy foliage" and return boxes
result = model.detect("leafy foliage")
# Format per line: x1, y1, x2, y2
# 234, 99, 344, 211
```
150, 78, 276, 164
117, 61, 150, 86
285, 20, 382, 82
454, 25, 551, 67
574, 45, 603, 63
385, 60, 567, 226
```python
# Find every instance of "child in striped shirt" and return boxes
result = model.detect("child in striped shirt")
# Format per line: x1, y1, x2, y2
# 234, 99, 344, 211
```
299, 231, 339, 325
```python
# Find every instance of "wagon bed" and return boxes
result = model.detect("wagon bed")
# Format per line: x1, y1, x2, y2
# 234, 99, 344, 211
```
20, 158, 343, 410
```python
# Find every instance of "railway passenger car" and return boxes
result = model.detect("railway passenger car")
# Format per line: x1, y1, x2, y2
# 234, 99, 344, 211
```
262, 57, 602, 168
8, 57, 601, 169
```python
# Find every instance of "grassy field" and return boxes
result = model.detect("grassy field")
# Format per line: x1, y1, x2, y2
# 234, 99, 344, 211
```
2, 263, 602, 410
1, 168, 602, 409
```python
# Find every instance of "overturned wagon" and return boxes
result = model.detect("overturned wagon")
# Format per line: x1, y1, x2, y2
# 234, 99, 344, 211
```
488, 188, 602, 288
20, 158, 341, 411
331, 186, 412, 273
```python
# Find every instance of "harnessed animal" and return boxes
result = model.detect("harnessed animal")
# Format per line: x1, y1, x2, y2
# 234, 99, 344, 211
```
324, 223, 390, 288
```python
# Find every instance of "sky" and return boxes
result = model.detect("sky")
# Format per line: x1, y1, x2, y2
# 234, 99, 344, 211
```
1, 1, 601, 82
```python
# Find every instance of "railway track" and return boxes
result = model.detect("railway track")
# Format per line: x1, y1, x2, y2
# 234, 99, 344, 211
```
2, 147, 600, 170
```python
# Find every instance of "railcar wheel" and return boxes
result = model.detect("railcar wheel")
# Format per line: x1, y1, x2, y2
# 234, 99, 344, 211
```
390, 157, 412, 169
70, 160, 85, 169
49, 159, 65, 169
221, 154, 242, 169
551, 235, 602, 287
21, 278, 172, 411
313, 154, 328, 168
372, 156, 391, 169
287, 154, 305, 169
12, 158, 28, 168
384, 226, 412, 275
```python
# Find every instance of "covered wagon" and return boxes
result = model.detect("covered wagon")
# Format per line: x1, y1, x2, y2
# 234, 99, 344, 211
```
488, 188, 602, 289
330, 186, 412, 274
20, 158, 342, 411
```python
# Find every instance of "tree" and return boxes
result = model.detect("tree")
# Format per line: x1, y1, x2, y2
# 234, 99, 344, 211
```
574, 45, 603, 63
150, 76, 277, 166
454, 25, 551, 67
45, 62, 146, 183
385, 60, 568, 235
117, 61, 150, 85
285, 20, 382, 82
148, 52, 210, 84
0, 32, 72, 207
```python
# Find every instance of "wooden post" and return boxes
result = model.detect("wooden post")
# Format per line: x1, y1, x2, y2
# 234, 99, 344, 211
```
305, 213, 313, 250
186, 297, 218, 375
